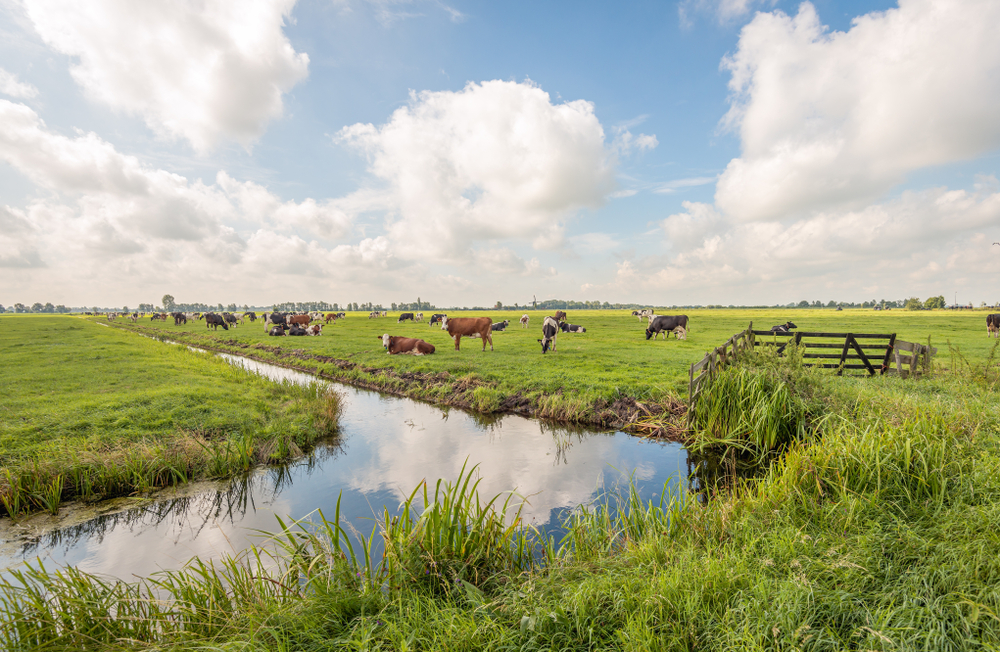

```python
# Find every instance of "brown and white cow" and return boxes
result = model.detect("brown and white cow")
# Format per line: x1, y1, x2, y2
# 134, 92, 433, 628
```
306, 324, 323, 335
520, 314, 529, 328
379, 334, 435, 355
287, 313, 311, 327
440, 316, 493, 351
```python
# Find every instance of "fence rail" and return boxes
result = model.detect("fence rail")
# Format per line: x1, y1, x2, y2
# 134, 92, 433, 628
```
687, 326, 936, 427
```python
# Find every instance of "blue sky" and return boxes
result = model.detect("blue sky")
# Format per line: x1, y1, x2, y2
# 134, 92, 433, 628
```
1, 0, 998, 308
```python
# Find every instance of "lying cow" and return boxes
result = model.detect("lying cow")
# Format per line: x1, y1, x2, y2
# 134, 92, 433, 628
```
205, 313, 229, 331
988, 314, 1000, 338
520, 314, 529, 328
268, 325, 286, 336
380, 334, 435, 355
429, 313, 447, 326
559, 322, 586, 333
770, 321, 798, 334
288, 325, 308, 336
441, 316, 493, 351
398, 312, 414, 323
539, 316, 559, 353
306, 324, 323, 336
646, 315, 688, 341
491, 320, 510, 332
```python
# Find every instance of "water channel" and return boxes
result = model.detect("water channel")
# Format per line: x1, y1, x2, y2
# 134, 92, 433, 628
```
0, 352, 691, 581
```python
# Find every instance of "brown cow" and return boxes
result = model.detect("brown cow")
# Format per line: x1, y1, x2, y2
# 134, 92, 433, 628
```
287, 313, 311, 327
554, 310, 567, 321
380, 334, 435, 355
440, 316, 493, 351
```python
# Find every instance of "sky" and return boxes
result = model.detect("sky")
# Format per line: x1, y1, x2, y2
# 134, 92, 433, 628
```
1, 0, 999, 309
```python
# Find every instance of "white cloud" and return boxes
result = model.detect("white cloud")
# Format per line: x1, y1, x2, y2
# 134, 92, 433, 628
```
716, 0, 1000, 221
20, 0, 309, 152
653, 176, 716, 195
0, 67, 37, 99
337, 80, 618, 263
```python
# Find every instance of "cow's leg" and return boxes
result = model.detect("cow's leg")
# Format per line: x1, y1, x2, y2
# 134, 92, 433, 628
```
454, 334, 461, 350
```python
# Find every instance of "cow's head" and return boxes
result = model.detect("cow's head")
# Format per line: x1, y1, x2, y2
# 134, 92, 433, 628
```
380, 333, 391, 349
645, 328, 654, 340
440, 316, 449, 330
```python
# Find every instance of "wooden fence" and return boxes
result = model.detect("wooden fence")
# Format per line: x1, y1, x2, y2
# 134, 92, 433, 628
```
687, 325, 936, 427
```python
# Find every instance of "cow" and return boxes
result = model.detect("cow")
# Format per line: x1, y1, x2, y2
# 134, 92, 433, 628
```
491, 320, 510, 332
305, 324, 323, 336
673, 326, 687, 340
441, 316, 493, 351
415, 312, 424, 322
554, 310, 567, 321
264, 312, 288, 332
205, 313, 229, 331
369, 311, 379, 319
223, 313, 239, 328
520, 314, 529, 328
538, 316, 559, 353
429, 313, 447, 327
634, 309, 653, 321
172, 312, 187, 325
398, 312, 415, 323
646, 315, 688, 341
287, 313, 311, 327
379, 334, 436, 355
325, 313, 337, 324
559, 322, 586, 333
770, 321, 798, 334
988, 314, 1000, 338
268, 325, 286, 336
288, 325, 308, 336
245, 312, 257, 322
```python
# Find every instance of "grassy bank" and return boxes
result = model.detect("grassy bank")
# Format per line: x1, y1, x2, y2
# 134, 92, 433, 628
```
4, 351, 1000, 650
101, 307, 990, 435
0, 316, 342, 518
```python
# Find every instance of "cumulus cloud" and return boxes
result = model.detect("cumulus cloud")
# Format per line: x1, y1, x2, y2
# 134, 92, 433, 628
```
20, 0, 309, 152
0, 205, 44, 268
337, 80, 618, 263
0, 67, 37, 99
716, 0, 1000, 221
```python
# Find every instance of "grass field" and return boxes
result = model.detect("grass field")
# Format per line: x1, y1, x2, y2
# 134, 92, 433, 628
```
0, 316, 342, 518
103, 308, 997, 429
4, 343, 1000, 650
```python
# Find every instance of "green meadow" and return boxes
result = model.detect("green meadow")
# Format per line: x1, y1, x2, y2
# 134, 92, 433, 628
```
0, 315, 341, 517
110, 308, 994, 423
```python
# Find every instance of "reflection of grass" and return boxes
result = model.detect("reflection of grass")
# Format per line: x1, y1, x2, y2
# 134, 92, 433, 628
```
5, 349, 1000, 649
0, 316, 342, 518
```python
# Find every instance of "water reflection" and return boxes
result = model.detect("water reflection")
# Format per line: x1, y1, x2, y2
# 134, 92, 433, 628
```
1, 353, 691, 581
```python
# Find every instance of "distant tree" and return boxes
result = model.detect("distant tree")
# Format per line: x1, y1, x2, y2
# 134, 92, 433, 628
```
904, 297, 924, 310
30, 302, 43, 312
14, 303, 26, 313
226, 303, 237, 311
162, 294, 176, 311
495, 301, 503, 309
797, 300, 809, 308
55, 305, 68, 313
924, 295, 946, 310
138, 303, 153, 312
121, 306, 128, 313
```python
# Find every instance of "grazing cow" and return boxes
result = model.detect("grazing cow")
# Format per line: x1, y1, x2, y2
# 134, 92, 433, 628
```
287, 313, 311, 327
337, 312, 346, 319
770, 321, 798, 334
305, 324, 323, 336
379, 334, 436, 355
646, 315, 688, 341
415, 312, 424, 322
369, 311, 378, 319
223, 313, 239, 328
554, 310, 567, 321
429, 313, 447, 326
268, 325, 286, 336
325, 313, 337, 324
205, 313, 229, 331
172, 312, 187, 325
398, 312, 415, 323
288, 325, 308, 336
559, 322, 586, 333
634, 309, 653, 321
246, 312, 257, 322
441, 316, 494, 351
490, 320, 510, 332
520, 314, 529, 328
538, 316, 559, 353
988, 314, 1000, 338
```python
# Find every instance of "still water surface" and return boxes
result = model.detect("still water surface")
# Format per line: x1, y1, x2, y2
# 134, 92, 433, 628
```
0, 354, 690, 580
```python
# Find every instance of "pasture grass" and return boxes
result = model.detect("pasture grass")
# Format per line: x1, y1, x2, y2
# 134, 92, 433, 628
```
103, 307, 996, 433
0, 316, 342, 518
3, 347, 1000, 650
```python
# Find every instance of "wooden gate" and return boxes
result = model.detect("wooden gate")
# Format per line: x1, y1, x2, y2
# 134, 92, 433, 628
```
751, 330, 896, 376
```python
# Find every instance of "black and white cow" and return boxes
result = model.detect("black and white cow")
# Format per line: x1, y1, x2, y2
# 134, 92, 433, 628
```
559, 322, 586, 333
205, 313, 229, 331
770, 321, 798, 334
268, 325, 286, 336
538, 316, 559, 353
645, 315, 688, 341
264, 312, 288, 332
288, 325, 308, 336
429, 313, 447, 326
491, 320, 510, 332
987, 314, 1000, 338
398, 312, 414, 323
